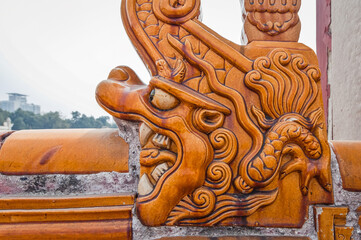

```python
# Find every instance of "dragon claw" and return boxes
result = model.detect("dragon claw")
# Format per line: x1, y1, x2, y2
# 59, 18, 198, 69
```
281, 145, 331, 195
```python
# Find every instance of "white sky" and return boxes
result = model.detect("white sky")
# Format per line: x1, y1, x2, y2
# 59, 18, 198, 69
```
0, 0, 316, 118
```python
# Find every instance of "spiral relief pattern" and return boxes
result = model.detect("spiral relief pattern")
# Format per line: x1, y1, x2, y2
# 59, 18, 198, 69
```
152, 0, 200, 24
167, 187, 216, 225
209, 128, 238, 164
168, 188, 279, 226
205, 162, 232, 196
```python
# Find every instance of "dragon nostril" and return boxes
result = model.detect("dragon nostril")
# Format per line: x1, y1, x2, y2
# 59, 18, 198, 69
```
108, 67, 129, 81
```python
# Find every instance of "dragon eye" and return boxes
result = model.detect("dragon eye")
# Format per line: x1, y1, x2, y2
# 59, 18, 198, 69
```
150, 89, 156, 102
149, 88, 179, 110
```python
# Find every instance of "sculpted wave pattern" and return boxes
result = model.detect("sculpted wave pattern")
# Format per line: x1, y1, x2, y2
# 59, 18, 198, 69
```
167, 128, 278, 226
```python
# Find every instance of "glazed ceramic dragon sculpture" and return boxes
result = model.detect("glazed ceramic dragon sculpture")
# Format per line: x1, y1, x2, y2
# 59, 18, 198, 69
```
96, 0, 332, 227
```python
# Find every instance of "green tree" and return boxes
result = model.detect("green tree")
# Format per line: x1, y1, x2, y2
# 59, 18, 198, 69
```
0, 108, 115, 130
0, 109, 10, 124
97, 116, 110, 126
42, 112, 70, 129
12, 117, 26, 130
71, 111, 81, 121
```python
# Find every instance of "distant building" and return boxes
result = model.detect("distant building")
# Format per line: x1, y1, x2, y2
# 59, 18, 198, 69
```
0, 93, 40, 114
0, 118, 13, 131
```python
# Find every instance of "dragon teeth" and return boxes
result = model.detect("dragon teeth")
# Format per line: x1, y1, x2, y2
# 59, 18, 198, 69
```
152, 133, 171, 149
139, 123, 153, 147
138, 174, 154, 196
151, 163, 169, 182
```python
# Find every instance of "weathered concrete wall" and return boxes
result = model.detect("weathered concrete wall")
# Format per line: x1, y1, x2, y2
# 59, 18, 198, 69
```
329, 1, 361, 140
1, 121, 361, 239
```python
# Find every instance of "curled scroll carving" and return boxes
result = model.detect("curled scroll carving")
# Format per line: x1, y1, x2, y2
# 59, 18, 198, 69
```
167, 187, 216, 225
204, 161, 232, 196
168, 159, 279, 226
209, 128, 238, 164
168, 187, 279, 226
153, 0, 200, 24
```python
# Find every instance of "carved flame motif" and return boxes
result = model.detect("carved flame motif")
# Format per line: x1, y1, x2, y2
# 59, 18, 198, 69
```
96, 0, 332, 227
238, 49, 331, 195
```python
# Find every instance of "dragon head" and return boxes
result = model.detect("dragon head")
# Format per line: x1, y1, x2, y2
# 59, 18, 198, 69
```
96, 60, 230, 225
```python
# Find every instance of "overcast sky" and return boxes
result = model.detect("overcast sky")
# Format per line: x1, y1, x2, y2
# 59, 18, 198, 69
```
0, 0, 316, 118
